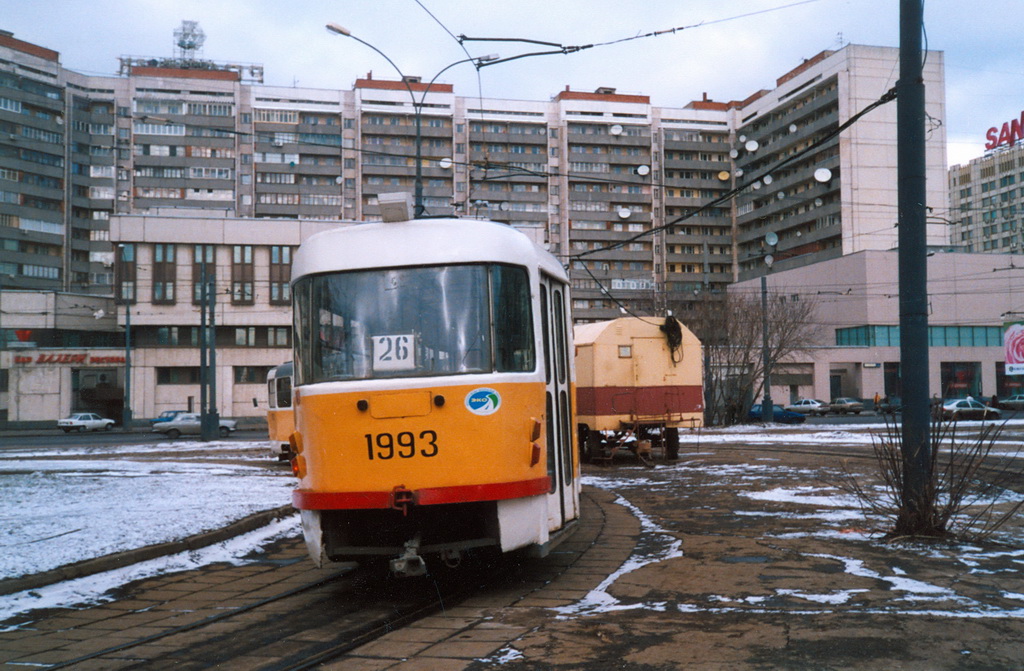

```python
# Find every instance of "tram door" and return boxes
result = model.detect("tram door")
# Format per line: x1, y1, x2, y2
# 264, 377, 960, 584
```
540, 275, 578, 529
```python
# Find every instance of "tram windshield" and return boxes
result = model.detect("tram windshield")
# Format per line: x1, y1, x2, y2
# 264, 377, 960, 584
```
293, 263, 534, 383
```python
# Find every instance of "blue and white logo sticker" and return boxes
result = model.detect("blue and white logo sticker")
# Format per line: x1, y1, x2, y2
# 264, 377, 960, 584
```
465, 388, 501, 415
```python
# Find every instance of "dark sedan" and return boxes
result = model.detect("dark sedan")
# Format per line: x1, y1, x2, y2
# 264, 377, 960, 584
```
748, 404, 807, 425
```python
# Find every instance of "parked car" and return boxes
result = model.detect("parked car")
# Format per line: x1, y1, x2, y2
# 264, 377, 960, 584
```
828, 397, 865, 415
1000, 394, 1024, 411
152, 413, 238, 439
878, 396, 902, 415
748, 404, 807, 424
940, 399, 1001, 421
58, 412, 116, 432
150, 410, 189, 426
784, 399, 829, 415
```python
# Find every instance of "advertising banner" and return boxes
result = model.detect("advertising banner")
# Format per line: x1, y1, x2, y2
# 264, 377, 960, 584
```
1005, 321, 1024, 375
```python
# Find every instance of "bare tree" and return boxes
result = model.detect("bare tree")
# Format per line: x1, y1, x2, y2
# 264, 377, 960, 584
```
681, 289, 822, 426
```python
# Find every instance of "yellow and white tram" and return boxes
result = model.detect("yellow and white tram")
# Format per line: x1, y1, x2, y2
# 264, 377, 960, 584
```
266, 362, 294, 460
288, 217, 579, 575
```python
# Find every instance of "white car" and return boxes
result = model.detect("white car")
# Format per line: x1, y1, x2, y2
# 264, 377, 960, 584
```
784, 399, 828, 415
152, 413, 238, 439
940, 399, 1001, 421
58, 413, 116, 433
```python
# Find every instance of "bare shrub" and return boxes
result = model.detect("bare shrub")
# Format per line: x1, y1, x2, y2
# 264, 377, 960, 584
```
838, 417, 1024, 541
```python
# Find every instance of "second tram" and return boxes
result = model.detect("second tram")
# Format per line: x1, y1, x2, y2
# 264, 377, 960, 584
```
266, 362, 294, 460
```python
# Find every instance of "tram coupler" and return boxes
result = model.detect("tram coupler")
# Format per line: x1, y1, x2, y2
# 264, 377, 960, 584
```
390, 538, 427, 577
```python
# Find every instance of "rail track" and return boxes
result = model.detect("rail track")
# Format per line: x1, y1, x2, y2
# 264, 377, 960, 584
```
5, 490, 603, 671
29, 542, 513, 670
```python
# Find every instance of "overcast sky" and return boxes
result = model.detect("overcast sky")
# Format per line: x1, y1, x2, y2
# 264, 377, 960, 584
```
3, 0, 1021, 166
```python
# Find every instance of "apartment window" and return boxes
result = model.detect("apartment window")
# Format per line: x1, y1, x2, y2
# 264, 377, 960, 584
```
156, 326, 176, 346
231, 245, 254, 304
117, 243, 136, 304
270, 245, 292, 305
152, 243, 176, 304
192, 244, 215, 304
156, 367, 201, 384
254, 109, 299, 124
268, 326, 290, 347
234, 365, 272, 384
235, 327, 256, 346
157, 326, 198, 346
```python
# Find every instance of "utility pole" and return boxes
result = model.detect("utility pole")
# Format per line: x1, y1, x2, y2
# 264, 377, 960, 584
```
123, 294, 132, 430
760, 274, 773, 422
118, 244, 133, 431
199, 260, 209, 440
206, 275, 219, 439
896, 0, 932, 533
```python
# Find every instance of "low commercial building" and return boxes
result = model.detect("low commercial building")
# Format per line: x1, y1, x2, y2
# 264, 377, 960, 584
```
1, 212, 343, 427
731, 250, 1023, 404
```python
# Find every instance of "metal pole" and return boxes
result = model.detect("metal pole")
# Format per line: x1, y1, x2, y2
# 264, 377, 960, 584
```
119, 245, 132, 431
207, 277, 219, 439
199, 260, 208, 437
414, 103, 423, 218
897, 0, 931, 530
760, 274, 773, 423
123, 297, 132, 430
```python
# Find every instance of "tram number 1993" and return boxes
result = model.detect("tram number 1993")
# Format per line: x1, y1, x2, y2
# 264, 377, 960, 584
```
365, 431, 438, 460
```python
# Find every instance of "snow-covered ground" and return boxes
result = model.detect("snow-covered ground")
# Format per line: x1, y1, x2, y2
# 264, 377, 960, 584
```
0, 440, 295, 581
0, 438, 298, 625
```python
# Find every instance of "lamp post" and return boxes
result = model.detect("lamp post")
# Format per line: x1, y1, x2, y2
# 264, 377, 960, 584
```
118, 244, 132, 431
760, 232, 778, 423
326, 24, 497, 218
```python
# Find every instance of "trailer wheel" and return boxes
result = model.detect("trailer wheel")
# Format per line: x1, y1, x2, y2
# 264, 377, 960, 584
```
665, 426, 680, 460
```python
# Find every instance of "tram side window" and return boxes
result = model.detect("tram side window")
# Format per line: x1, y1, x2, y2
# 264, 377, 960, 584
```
491, 265, 535, 372
292, 280, 310, 386
276, 375, 292, 407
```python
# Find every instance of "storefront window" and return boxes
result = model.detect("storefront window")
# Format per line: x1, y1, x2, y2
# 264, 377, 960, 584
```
939, 361, 981, 398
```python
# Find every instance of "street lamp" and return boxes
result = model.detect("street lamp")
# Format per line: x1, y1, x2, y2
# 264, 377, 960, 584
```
326, 23, 497, 218
760, 232, 778, 423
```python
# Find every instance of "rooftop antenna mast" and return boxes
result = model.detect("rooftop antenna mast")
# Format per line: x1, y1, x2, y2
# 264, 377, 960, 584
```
174, 20, 205, 63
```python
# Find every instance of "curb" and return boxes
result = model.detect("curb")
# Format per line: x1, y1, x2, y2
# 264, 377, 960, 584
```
0, 505, 296, 597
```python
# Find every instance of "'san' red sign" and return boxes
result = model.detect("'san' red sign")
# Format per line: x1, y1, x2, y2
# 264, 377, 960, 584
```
985, 111, 1024, 150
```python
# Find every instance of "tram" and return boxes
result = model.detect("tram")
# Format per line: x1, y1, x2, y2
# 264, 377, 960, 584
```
266, 362, 294, 460
288, 217, 579, 576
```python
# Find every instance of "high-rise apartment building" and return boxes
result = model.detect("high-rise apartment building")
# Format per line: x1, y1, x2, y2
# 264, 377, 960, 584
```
949, 128, 1024, 253
1, 30, 948, 325
0, 26, 959, 425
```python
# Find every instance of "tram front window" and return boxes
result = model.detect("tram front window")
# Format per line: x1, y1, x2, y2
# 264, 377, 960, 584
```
294, 264, 534, 383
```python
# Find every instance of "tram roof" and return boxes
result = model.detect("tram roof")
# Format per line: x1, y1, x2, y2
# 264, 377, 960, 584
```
292, 218, 567, 281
